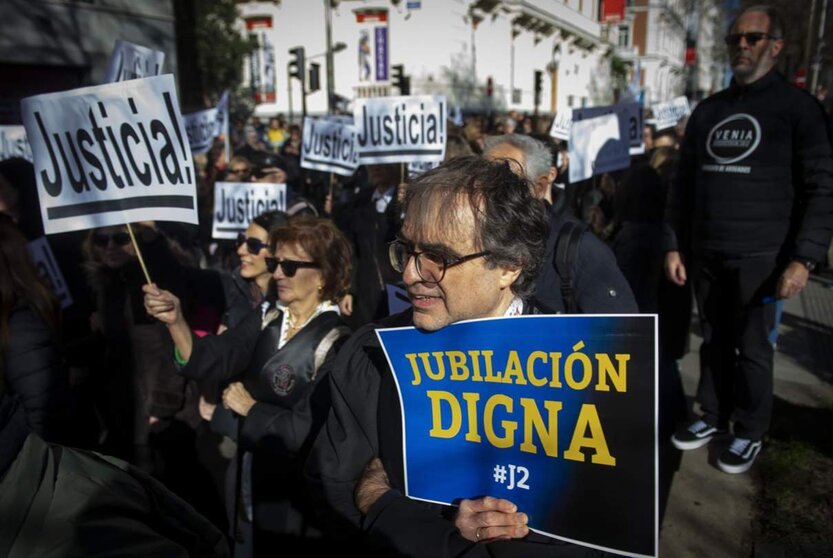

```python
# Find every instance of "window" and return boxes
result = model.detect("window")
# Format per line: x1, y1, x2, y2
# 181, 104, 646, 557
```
568, 95, 575, 107
618, 25, 630, 47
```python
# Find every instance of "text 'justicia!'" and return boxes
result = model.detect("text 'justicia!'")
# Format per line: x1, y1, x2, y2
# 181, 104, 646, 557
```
32, 92, 192, 196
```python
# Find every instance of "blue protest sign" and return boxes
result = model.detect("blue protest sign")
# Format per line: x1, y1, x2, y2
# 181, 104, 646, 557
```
377, 315, 657, 558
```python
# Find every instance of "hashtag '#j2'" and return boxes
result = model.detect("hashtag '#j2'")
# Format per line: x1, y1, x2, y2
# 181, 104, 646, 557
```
493, 463, 530, 490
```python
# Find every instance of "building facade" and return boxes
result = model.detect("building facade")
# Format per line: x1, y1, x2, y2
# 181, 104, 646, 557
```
0, 0, 176, 124
237, 0, 621, 118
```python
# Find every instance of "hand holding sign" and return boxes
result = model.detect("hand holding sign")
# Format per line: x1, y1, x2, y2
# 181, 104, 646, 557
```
454, 497, 529, 542
142, 283, 180, 324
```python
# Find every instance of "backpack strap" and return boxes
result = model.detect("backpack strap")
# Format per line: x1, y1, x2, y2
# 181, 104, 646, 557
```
554, 220, 586, 313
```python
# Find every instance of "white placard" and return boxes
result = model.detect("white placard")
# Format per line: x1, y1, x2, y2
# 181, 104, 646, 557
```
651, 96, 690, 131
354, 95, 447, 164
300, 117, 359, 176
0, 125, 33, 162
407, 160, 439, 178
21, 74, 197, 234
103, 39, 165, 83
324, 114, 354, 126
212, 181, 287, 240
183, 91, 229, 155
569, 113, 629, 182
28, 237, 73, 309
573, 103, 643, 149
549, 111, 572, 141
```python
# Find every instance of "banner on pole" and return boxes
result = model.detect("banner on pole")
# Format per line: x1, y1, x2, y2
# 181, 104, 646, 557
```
212, 181, 287, 239
377, 315, 658, 558
300, 117, 359, 176
103, 40, 165, 83
0, 125, 32, 162
355, 9, 389, 83
21, 74, 198, 234
354, 95, 447, 164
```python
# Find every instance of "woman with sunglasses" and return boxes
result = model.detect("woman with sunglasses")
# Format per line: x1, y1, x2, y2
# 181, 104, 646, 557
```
143, 216, 352, 554
223, 211, 288, 329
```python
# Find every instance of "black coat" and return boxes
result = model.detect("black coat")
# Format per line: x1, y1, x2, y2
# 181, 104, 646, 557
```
2, 300, 73, 442
0, 394, 228, 558
535, 205, 638, 315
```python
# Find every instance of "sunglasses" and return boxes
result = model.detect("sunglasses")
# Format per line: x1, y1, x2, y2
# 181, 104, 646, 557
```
264, 257, 320, 277
92, 231, 131, 247
724, 32, 778, 47
235, 232, 269, 255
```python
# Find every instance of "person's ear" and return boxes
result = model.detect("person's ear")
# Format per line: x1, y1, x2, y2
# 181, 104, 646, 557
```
498, 265, 522, 290
770, 38, 784, 58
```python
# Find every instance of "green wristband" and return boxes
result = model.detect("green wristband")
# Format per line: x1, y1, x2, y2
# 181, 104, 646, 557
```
173, 346, 188, 366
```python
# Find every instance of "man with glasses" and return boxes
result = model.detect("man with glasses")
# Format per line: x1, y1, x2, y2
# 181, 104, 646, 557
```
665, 5, 833, 473
307, 157, 607, 556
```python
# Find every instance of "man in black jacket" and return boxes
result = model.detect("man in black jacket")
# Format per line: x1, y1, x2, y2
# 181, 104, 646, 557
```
483, 134, 637, 314
307, 157, 609, 557
664, 5, 833, 473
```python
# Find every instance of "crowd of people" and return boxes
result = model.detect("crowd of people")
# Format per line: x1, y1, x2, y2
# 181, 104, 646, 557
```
1, 4, 831, 556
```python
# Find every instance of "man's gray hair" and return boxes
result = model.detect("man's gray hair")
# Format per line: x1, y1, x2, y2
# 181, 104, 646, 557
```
484, 134, 553, 181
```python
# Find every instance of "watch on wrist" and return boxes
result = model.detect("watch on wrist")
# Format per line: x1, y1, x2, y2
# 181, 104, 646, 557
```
794, 258, 816, 272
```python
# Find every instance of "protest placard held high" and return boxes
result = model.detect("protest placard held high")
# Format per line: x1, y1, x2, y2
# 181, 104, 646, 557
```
21, 74, 197, 234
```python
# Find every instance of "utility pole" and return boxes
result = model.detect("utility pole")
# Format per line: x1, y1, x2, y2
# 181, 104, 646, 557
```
287, 65, 293, 124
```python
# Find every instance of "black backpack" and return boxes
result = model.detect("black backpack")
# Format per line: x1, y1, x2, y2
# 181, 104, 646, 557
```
553, 220, 586, 313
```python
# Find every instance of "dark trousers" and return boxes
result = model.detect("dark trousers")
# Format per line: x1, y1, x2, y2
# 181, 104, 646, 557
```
692, 254, 778, 440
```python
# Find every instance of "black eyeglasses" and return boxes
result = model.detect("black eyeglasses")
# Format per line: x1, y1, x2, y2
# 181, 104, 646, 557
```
92, 231, 131, 247
724, 32, 778, 47
388, 240, 490, 284
235, 232, 269, 255
264, 257, 320, 277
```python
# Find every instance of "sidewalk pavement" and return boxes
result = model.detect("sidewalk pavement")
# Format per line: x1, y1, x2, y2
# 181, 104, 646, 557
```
658, 271, 833, 557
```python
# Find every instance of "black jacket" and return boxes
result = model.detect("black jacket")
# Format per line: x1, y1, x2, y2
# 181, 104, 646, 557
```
666, 70, 833, 263
535, 205, 637, 315
0, 394, 228, 558
2, 301, 73, 442
179, 304, 349, 534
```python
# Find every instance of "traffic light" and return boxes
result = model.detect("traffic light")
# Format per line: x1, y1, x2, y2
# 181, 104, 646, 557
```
288, 47, 305, 84
392, 64, 410, 95
534, 70, 543, 108
309, 62, 321, 92
392, 64, 404, 91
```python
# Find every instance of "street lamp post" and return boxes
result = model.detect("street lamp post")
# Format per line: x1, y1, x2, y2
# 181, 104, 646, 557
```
325, 0, 335, 113
548, 44, 562, 114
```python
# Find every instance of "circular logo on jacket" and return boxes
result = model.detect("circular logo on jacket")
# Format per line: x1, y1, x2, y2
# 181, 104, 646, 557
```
270, 364, 295, 396
705, 113, 761, 164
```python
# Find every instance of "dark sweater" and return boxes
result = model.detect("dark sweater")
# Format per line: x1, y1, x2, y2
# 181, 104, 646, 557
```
666, 70, 833, 262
